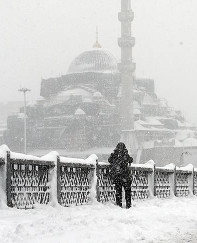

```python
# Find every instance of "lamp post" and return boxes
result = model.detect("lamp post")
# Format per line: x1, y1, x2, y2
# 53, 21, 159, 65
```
18, 88, 30, 154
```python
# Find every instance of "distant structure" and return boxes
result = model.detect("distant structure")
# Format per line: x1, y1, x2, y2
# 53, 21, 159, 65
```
0, 101, 23, 123
0, 101, 23, 144
4, 35, 122, 153
3, 2, 197, 164
118, 0, 137, 154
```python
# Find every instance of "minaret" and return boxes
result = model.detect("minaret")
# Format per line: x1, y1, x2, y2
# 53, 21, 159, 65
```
118, 0, 137, 155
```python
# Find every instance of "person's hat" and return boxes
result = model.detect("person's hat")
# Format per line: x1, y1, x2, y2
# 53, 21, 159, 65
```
116, 142, 126, 150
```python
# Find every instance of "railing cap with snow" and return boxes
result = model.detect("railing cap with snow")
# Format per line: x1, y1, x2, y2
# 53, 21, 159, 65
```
59, 154, 98, 168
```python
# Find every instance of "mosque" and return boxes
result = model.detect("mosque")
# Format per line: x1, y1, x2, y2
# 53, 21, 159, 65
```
4, 38, 196, 162
3, 0, 197, 164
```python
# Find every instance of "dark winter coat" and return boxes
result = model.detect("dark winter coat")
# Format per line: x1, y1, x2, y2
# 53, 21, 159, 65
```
108, 142, 133, 183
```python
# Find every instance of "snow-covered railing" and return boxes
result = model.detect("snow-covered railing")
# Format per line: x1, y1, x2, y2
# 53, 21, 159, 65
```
57, 156, 95, 206
6, 151, 55, 209
130, 164, 152, 200
96, 161, 153, 203
96, 162, 197, 202
96, 162, 115, 203
1, 145, 197, 209
154, 166, 175, 199
175, 165, 194, 197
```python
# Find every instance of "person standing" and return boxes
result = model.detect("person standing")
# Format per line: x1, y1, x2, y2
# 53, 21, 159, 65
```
108, 142, 133, 208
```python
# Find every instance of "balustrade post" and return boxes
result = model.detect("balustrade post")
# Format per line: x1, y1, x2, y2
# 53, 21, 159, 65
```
174, 166, 177, 197
153, 165, 156, 197
147, 166, 155, 198
96, 160, 100, 202
194, 170, 197, 196
193, 168, 195, 195
56, 156, 61, 204
6, 151, 12, 207
188, 166, 194, 196
168, 171, 175, 198
48, 155, 58, 206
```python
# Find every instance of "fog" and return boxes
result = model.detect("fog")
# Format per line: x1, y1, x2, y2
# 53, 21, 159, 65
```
0, 0, 197, 124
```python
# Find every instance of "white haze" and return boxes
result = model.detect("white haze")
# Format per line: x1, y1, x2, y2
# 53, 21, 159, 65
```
0, 0, 197, 124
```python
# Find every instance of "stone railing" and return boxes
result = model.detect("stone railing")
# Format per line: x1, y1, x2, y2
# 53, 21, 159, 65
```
57, 156, 95, 207
0, 146, 196, 209
154, 167, 174, 198
6, 151, 55, 209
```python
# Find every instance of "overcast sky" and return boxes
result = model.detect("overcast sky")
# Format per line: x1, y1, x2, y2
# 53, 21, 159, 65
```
0, 0, 197, 124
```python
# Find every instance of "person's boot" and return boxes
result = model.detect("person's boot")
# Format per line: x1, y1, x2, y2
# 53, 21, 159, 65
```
116, 195, 122, 207
126, 203, 131, 209
125, 187, 131, 209
116, 192, 122, 207
115, 183, 122, 207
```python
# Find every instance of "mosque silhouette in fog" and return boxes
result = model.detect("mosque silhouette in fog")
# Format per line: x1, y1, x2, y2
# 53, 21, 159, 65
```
4, 36, 196, 163
4, 1, 197, 164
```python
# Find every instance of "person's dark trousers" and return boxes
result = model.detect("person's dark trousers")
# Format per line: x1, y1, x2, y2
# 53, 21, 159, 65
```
115, 179, 131, 208
115, 182, 122, 207
123, 181, 131, 209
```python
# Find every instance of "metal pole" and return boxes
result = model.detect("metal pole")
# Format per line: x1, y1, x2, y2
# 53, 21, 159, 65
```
18, 88, 30, 154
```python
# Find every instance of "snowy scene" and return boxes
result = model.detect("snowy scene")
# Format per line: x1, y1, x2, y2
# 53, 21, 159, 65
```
0, 144, 197, 242
1, 144, 197, 242
1, 0, 197, 242
1, 198, 197, 243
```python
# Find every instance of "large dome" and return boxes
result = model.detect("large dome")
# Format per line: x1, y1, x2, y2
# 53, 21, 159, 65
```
67, 49, 118, 74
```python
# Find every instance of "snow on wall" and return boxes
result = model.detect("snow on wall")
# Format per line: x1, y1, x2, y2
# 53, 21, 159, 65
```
10, 151, 57, 162
1, 145, 197, 209
60, 153, 98, 165
60, 153, 98, 204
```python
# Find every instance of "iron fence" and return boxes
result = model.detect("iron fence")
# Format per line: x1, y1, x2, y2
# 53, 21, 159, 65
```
0, 151, 197, 209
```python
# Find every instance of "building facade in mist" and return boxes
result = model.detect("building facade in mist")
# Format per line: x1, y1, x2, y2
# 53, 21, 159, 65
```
3, 0, 197, 164
0, 101, 23, 144
4, 39, 197, 164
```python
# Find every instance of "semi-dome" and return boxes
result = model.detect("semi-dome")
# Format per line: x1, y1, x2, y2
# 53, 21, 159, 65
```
67, 49, 118, 74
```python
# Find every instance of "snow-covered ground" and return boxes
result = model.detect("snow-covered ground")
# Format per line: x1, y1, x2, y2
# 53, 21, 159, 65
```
1, 197, 197, 243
